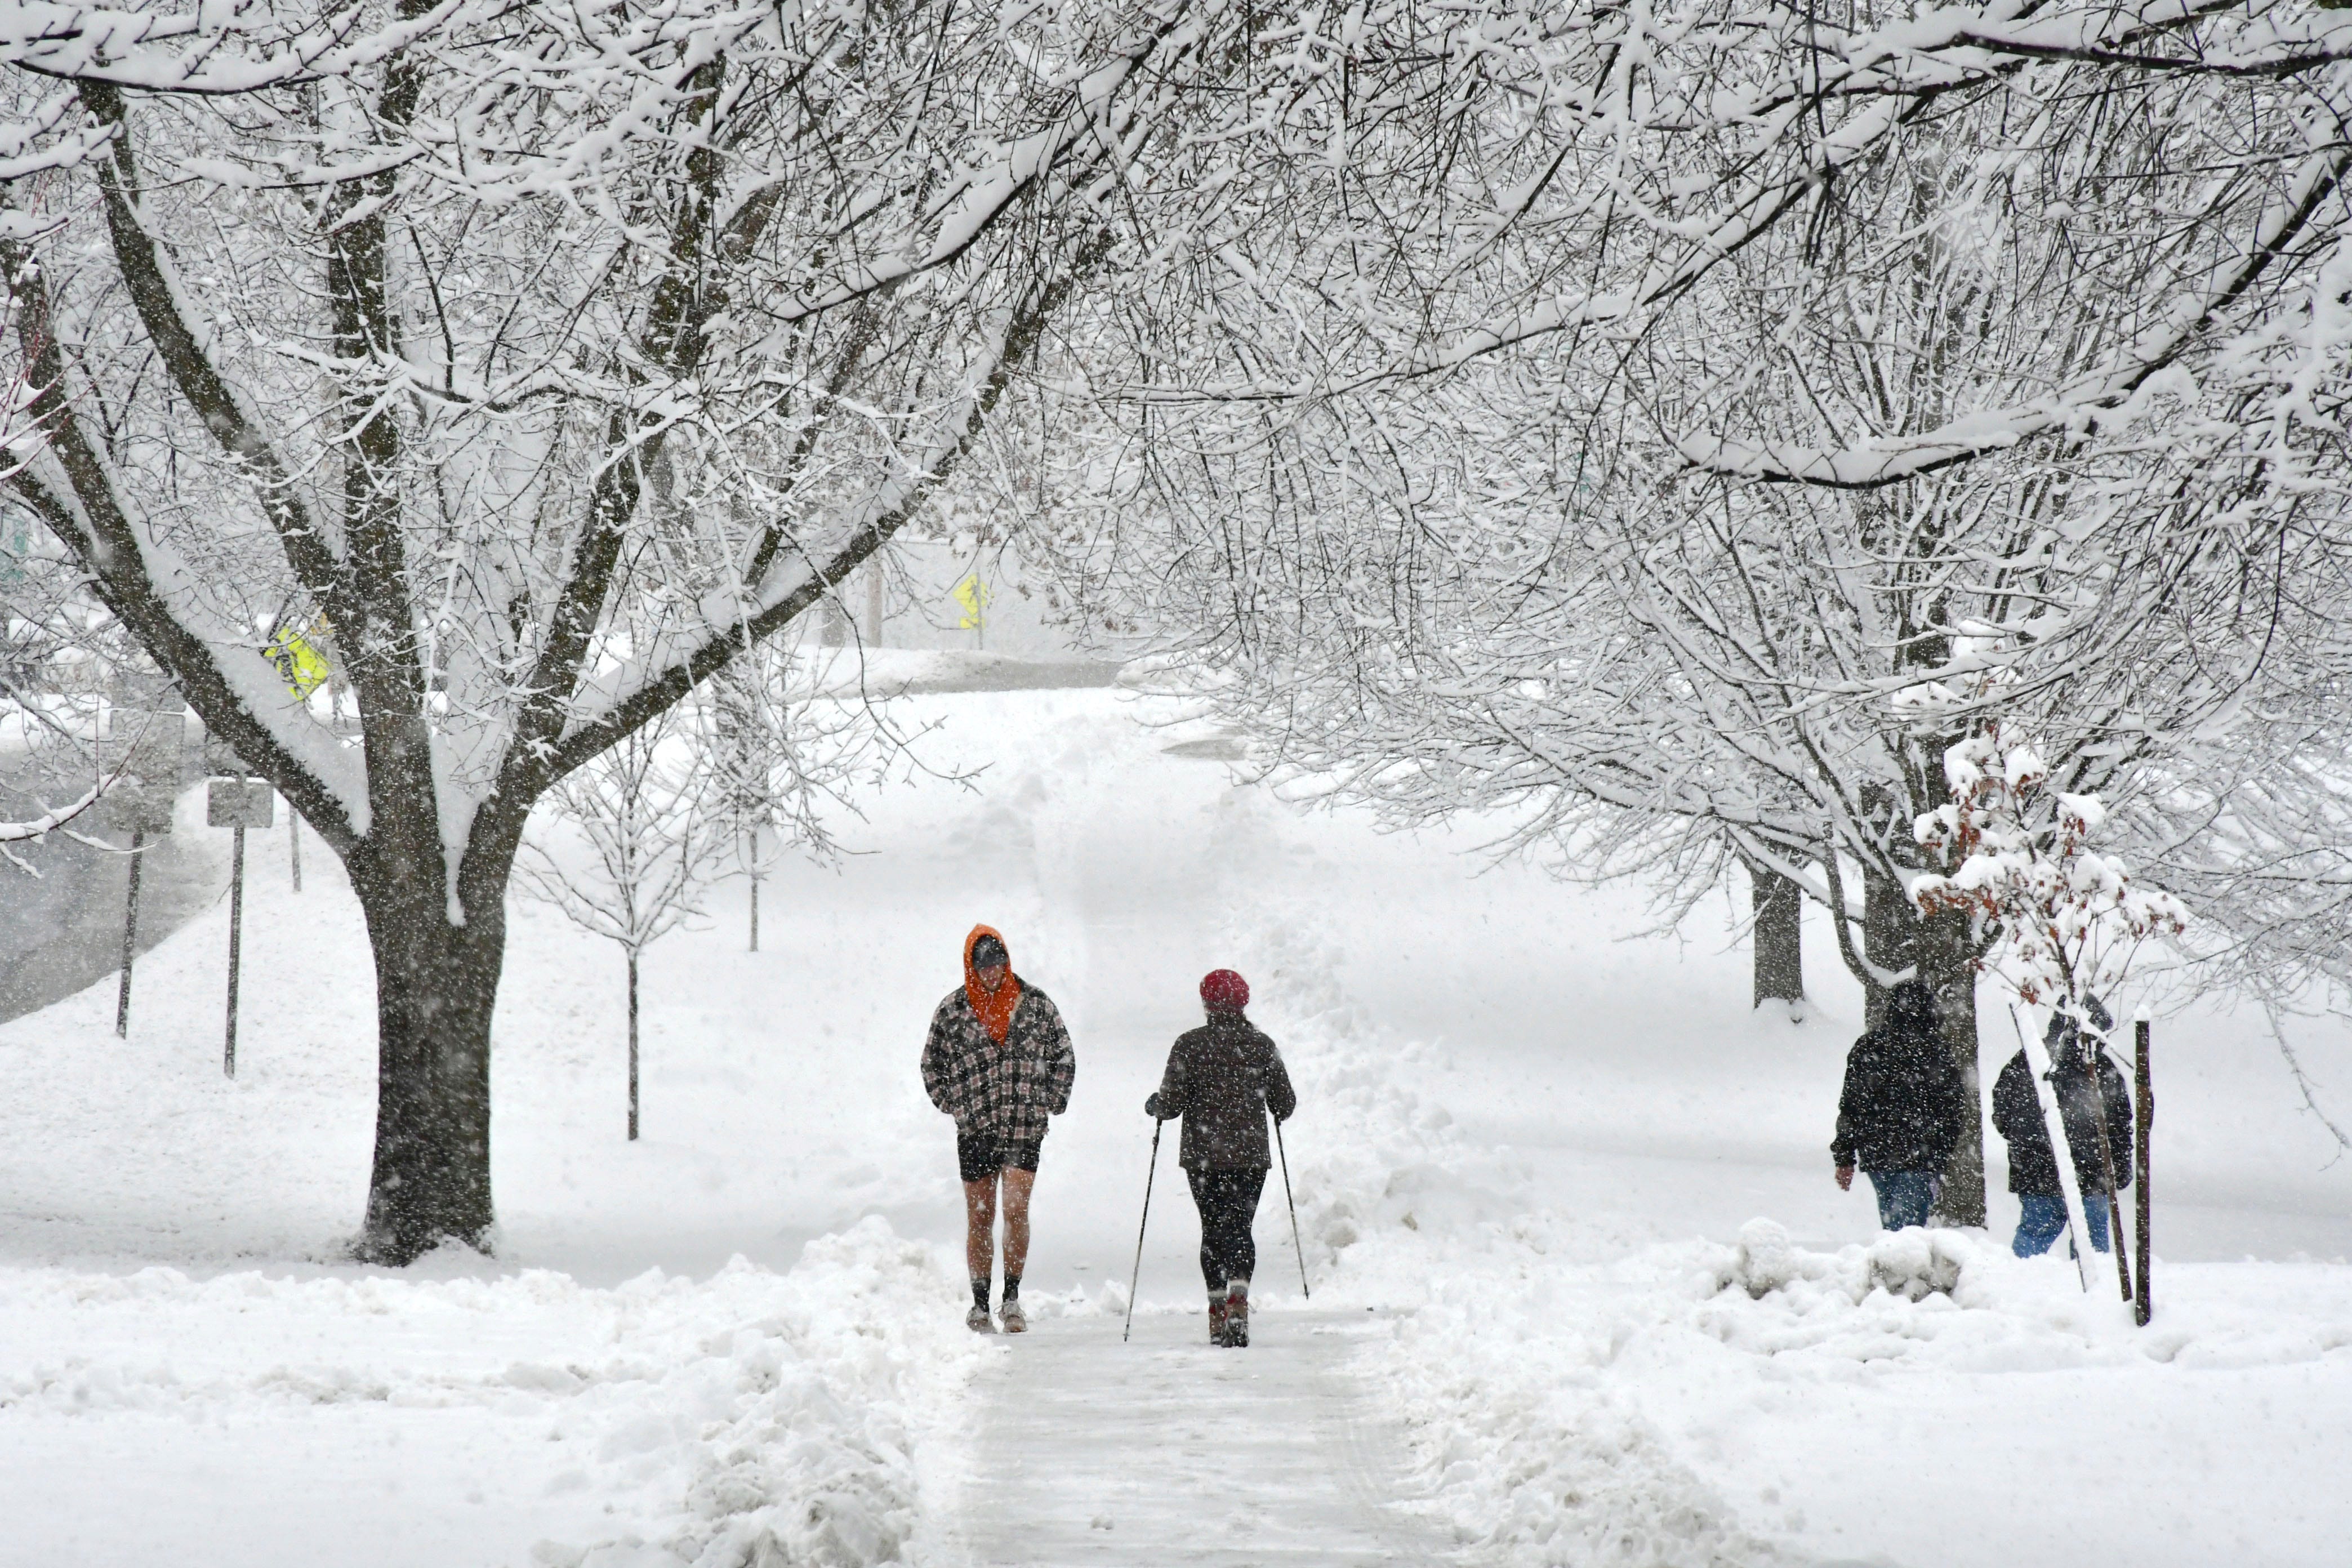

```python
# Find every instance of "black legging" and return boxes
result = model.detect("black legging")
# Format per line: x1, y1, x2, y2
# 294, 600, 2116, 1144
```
1187, 1166, 1267, 1290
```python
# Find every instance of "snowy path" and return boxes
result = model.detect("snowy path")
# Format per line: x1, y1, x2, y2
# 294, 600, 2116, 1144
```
942, 1309, 1454, 1568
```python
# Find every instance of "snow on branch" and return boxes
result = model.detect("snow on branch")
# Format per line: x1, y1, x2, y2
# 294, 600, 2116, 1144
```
1914, 723, 2188, 1014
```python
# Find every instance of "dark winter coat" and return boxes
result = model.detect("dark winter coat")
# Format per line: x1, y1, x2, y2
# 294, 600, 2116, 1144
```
1831, 1025, 1968, 1175
1151, 1015, 1297, 1171
1993, 1045, 2133, 1197
921, 982, 1076, 1142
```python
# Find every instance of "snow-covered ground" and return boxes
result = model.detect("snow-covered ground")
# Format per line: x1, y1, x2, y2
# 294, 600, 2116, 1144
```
2, 676, 2349, 1566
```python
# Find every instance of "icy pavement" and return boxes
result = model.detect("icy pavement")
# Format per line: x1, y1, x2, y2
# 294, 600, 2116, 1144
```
942, 1309, 1454, 1568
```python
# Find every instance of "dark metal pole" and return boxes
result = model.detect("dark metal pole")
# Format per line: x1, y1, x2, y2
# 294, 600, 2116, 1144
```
115, 830, 145, 1037
1274, 1114, 1309, 1299
2084, 1049, 2133, 1303
224, 823, 244, 1077
2135, 1017, 2153, 1326
1123, 1117, 1164, 1343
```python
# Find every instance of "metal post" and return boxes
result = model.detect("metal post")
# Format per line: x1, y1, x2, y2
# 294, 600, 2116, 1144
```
115, 830, 145, 1037
2135, 1016, 2153, 1326
288, 807, 301, 892
2085, 1048, 2133, 1303
224, 823, 244, 1077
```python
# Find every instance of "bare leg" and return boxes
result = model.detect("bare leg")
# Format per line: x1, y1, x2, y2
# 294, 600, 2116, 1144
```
1000, 1166, 1036, 1281
964, 1176, 998, 1284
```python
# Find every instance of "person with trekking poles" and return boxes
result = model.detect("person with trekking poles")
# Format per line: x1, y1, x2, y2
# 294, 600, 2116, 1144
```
1831, 978, 1969, 1230
922, 925, 1076, 1334
1143, 969, 1298, 1348
1993, 996, 2134, 1259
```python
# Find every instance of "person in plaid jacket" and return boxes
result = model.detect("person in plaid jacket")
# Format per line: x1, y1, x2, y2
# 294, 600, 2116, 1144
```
923, 924, 1076, 1334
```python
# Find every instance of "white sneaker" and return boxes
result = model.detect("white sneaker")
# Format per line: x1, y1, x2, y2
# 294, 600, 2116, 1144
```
966, 1303, 996, 1334
1000, 1299, 1027, 1334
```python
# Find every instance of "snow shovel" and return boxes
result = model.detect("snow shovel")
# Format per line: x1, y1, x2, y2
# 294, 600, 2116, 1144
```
1124, 1116, 1164, 1343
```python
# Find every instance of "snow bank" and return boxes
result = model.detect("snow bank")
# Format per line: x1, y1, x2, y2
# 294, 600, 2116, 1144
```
1223, 908, 1776, 1565
524, 1220, 982, 1568
1239, 901, 2352, 1567
0, 1220, 985, 1568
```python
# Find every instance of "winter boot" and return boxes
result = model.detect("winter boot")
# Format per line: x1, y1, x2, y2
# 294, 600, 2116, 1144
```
1208, 1292, 1230, 1346
1224, 1279, 1250, 1348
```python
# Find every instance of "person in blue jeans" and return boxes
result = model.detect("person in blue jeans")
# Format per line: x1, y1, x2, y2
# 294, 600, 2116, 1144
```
1993, 1000, 2134, 1258
1832, 979, 1969, 1230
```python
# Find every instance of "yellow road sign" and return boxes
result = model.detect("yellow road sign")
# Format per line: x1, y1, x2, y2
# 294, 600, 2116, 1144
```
952, 574, 991, 631
264, 619, 331, 700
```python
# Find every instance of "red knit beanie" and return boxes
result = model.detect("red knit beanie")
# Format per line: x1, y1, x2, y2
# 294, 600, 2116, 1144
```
1200, 969, 1250, 1014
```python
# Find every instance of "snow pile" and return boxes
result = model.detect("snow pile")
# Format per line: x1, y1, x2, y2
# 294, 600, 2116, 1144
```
525, 1220, 982, 1568
0, 1220, 982, 1568
1226, 910, 1780, 1565
1234, 906, 1525, 1273
1232, 903, 2352, 1567
1726, 1216, 1968, 1302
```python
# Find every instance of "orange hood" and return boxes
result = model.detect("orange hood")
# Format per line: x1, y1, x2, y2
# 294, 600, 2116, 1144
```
962, 924, 1022, 1045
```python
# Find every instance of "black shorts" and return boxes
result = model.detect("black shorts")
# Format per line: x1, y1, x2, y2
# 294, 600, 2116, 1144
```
957, 1128, 1043, 1183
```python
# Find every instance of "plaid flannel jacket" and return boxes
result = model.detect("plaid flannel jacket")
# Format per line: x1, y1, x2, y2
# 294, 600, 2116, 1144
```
921, 981, 1076, 1142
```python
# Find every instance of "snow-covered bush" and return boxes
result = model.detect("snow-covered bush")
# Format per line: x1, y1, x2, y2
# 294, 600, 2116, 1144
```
1913, 721, 2187, 1019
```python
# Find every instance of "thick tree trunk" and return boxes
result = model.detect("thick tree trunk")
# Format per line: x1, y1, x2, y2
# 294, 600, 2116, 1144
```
1748, 861, 1805, 1010
349, 861, 507, 1264
1918, 908, 1986, 1228
1859, 862, 1917, 1030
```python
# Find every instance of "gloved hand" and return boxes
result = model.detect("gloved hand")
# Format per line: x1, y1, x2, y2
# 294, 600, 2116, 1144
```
1144, 1093, 1163, 1119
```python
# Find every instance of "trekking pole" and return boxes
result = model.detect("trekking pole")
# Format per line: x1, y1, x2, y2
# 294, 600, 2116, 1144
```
1273, 1113, 1309, 1300
1123, 1117, 1164, 1343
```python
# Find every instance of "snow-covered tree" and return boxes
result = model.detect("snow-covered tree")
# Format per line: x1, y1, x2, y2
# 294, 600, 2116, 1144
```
702, 642, 878, 954
1026, 0, 2352, 1219
519, 712, 723, 1143
2, 0, 1276, 1262
1913, 721, 2184, 1284
1913, 722, 2190, 1022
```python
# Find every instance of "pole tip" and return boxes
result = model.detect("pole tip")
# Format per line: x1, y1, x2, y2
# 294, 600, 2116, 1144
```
2133, 1003, 2152, 1023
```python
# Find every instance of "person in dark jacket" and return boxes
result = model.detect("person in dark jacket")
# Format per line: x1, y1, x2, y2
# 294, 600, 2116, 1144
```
1146, 968, 1297, 1348
922, 925, 1076, 1335
1992, 1000, 2133, 1258
1831, 978, 1968, 1230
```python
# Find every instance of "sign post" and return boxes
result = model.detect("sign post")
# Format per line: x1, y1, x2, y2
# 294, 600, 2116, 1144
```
104, 713, 185, 1039
207, 777, 274, 1077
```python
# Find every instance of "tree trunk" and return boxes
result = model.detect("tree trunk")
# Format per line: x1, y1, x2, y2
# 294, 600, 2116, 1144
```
627, 947, 641, 1142
350, 862, 506, 1264
1859, 862, 1917, 1030
1748, 861, 1805, 1010
1918, 907, 1987, 1227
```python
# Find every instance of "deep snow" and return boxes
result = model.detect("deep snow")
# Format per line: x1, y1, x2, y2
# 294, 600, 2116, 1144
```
2, 672, 2350, 1565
